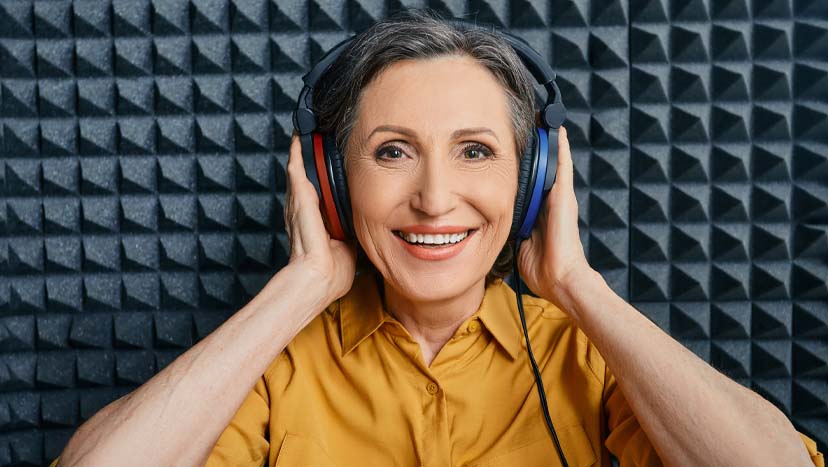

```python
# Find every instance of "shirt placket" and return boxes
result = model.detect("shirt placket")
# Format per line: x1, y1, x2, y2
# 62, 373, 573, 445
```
385, 317, 486, 467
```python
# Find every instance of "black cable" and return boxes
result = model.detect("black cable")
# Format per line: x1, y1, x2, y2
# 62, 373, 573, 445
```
513, 238, 569, 467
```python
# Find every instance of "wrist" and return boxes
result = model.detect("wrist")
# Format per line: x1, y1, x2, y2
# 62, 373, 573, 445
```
549, 265, 603, 323
266, 262, 337, 326
280, 254, 356, 310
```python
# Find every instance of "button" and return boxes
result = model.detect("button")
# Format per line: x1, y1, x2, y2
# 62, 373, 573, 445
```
468, 321, 479, 332
426, 382, 439, 395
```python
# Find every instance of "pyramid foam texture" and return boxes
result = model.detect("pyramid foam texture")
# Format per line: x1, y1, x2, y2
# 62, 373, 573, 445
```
0, 0, 826, 465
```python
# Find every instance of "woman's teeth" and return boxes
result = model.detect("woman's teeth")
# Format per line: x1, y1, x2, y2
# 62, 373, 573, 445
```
395, 230, 470, 245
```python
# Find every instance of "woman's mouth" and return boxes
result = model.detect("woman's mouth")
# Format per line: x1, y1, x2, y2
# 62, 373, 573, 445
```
393, 230, 471, 246
392, 229, 476, 260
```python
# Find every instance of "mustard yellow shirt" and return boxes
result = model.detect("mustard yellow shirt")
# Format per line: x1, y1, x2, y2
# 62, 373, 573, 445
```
50, 271, 824, 467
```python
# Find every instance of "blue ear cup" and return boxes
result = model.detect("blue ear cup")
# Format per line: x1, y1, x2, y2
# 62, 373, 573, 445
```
509, 78, 565, 240
510, 130, 540, 239
517, 127, 549, 239
511, 126, 559, 240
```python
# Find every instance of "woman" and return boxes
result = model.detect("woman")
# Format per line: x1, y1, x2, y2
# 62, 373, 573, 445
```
49, 9, 823, 467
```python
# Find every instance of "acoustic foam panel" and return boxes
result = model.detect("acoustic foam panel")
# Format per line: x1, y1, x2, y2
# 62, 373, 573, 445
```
0, 0, 826, 465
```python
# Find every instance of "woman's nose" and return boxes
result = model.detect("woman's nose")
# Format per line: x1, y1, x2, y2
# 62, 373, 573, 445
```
410, 155, 457, 217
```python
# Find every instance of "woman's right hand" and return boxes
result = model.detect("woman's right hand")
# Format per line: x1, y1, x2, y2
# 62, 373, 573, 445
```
282, 131, 357, 304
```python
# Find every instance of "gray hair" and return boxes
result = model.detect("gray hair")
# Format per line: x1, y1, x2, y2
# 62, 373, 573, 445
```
311, 7, 539, 287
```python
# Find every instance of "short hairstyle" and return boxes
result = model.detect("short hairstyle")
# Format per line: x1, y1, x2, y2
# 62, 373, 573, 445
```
311, 7, 539, 287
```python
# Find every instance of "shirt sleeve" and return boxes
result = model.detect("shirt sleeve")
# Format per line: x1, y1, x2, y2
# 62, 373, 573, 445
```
602, 363, 825, 467
203, 371, 271, 467
601, 363, 665, 466
801, 433, 826, 467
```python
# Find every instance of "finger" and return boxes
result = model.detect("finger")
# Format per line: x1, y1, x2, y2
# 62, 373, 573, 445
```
286, 132, 306, 254
287, 132, 320, 200
286, 132, 306, 190
555, 125, 574, 191
284, 158, 292, 226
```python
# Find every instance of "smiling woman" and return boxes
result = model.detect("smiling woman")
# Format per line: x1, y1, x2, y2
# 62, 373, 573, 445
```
311, 13, 539, 290
342, 54, 523, 305
47, 7, 823, 467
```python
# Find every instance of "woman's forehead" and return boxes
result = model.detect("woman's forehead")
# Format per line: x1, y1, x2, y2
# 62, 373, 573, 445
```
354, 56, 513, 141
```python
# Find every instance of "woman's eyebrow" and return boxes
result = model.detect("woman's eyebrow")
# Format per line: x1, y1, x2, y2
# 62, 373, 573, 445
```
368, 125, 501, 143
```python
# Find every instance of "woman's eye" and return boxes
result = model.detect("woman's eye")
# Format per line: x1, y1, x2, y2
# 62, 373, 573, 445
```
463, 143, 494, 160
376, 145, 405, 160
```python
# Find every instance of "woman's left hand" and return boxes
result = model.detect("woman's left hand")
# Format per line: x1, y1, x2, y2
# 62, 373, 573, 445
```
517, 125, 594, 309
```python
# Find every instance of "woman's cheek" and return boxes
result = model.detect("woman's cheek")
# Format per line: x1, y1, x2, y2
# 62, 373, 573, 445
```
462, 165, 516, 237
348, 167, 404, 252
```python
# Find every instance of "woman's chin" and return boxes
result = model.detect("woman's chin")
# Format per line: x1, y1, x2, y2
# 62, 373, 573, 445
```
373, 230, 496, 300
392, 268, 480, 302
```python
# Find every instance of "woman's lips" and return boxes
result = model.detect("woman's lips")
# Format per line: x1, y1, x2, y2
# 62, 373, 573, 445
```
393, 229, 475, 261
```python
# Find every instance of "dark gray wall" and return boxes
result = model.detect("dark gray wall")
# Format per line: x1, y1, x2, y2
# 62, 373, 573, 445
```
0, 0, 826, 465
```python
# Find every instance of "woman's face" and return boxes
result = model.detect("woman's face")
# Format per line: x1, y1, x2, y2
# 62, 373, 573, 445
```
345, 55, 519, 303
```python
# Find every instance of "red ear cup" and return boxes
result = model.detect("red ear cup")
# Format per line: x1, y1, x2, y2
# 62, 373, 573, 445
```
312, 133, 346, 241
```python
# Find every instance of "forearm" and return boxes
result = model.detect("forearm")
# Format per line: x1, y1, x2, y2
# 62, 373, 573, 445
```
555, 267, 813, 467
57, 263, 332, 467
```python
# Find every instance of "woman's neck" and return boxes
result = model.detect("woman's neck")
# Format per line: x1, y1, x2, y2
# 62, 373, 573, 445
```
379, 275, 486, 367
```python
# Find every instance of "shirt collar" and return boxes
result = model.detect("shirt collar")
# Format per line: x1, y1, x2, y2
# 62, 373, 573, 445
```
338, 271, 389, 356
338, 271, 522, 360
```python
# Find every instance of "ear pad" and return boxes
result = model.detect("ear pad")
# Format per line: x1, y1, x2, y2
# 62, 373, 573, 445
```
516, 127, 550, 239
321, 132, 353, 239
510, 130, 539, 239
308, 133, 346, 241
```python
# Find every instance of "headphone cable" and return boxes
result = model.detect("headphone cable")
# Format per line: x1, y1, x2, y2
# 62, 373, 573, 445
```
512, 238, 569, 467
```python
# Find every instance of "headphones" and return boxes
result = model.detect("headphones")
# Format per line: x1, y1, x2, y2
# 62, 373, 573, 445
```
291, 18, 571, 467
292, 21, 567, 243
